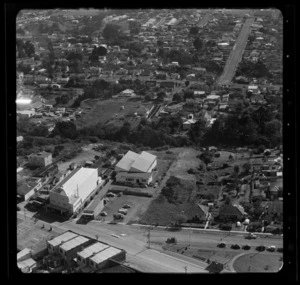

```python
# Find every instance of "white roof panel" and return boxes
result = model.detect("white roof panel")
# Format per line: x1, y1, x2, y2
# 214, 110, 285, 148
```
60, 236, 89, 252
90, 247, 122, 264
48, 231, 78, 247
115, 151, 139, 171
130, 151, 157, 173
77, 242, 109, 259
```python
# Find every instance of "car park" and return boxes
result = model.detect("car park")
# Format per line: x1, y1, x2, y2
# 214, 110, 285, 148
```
256, 246, 266, 252
217, 242, 226, 248
231, 244, 241, 250
242, 245, 251, 250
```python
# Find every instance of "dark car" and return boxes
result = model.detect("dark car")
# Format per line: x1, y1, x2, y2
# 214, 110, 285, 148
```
277, 247, 283, 253
242, 245, 251, 250
231, 244, 241, 250
267, 246, 276, 252
217, 242, 226, 248
256, 246, 266, 252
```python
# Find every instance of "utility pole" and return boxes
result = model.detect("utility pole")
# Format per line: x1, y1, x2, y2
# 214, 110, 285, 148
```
146, 226, 152, 249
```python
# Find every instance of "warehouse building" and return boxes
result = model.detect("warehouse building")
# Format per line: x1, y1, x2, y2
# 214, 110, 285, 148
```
76, 242, 109, 267
47, 231, 79, 254
58, 236, 92, 263
114, 151, 157, 185
47, 167, 101, 215
89, 247, 126, 270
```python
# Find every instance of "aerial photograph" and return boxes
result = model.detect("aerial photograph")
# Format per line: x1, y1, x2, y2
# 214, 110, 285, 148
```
16, 8, 283, 274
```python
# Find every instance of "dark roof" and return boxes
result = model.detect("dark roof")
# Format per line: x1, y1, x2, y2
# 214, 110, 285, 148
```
219, 204, 245, 217
197, 204, 209, 217
17, 182, 37, 195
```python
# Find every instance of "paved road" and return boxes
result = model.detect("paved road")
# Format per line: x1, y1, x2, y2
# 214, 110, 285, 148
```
217, 16, 256, 86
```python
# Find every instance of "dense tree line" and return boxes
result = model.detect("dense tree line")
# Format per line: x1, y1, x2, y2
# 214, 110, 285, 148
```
16, 39, 35, 58
203, 106, 282, 148
235, 59, 273, 79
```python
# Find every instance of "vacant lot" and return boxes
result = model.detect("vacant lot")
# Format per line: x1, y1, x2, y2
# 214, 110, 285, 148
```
139, 178, 201, 226
163, 245, 239, 265
76, 98, 153, 129
233, 252, 283, 272
57, 143, 103, 172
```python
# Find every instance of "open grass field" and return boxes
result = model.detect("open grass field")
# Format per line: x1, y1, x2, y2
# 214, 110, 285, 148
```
164, 245, 239, 265
233, 252, 283, 272
76, 99, 153, 129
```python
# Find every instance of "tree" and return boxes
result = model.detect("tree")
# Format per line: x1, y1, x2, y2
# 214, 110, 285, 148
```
189, 26, 199, 36
157, 39, 164, 47
102, 23, 121, 42
157, 91, 166, 101
193, 37, 203, 51
172, 93, 183, 102
242, 162, 252, 174
52, 121, 78, 139
198, 151, 213, 166
233, 165, 240, 175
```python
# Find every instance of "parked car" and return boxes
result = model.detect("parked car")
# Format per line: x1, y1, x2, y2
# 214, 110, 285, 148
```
256, 246, 266, 252
217, 242, 226, 248
267, 246, 276, 252
166, 237, 177, 244
106, 192, 116, 198
113, 213, 124, 220
277, 247, 283, 253
231, 244, 241, 250
245, 233, 257, 239
242, 245, 251, 250
118, 208, 128, 215
100, 211, 107, 216
123, 204, 131, 209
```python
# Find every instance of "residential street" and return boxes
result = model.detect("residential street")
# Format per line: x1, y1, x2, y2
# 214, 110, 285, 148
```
217, 16, 255, 86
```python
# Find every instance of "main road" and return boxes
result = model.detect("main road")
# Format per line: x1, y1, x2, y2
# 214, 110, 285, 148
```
17, 209, 282, 273
217, 15, 256, 86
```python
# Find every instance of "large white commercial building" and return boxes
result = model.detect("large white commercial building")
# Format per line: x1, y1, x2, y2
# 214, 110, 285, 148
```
114, 151, 157, 185
48, 167, 100, 215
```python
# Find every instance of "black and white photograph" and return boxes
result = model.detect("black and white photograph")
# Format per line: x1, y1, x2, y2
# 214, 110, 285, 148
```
10, 6, 295, 276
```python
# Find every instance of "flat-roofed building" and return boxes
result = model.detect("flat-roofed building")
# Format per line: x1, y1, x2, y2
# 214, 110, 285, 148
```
77, 242, 109, 267
115, 151, 157, 185
48, 167, 100, 215
28, 151, 52, 167
47, 231, 79, 254
89, 247, 126, 270
58, 235, 92, 262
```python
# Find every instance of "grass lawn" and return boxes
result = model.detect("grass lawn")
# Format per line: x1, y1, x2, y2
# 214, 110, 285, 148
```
76, 99, 152, 129
139, 178, 200, 226
233, 253, 283, 272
